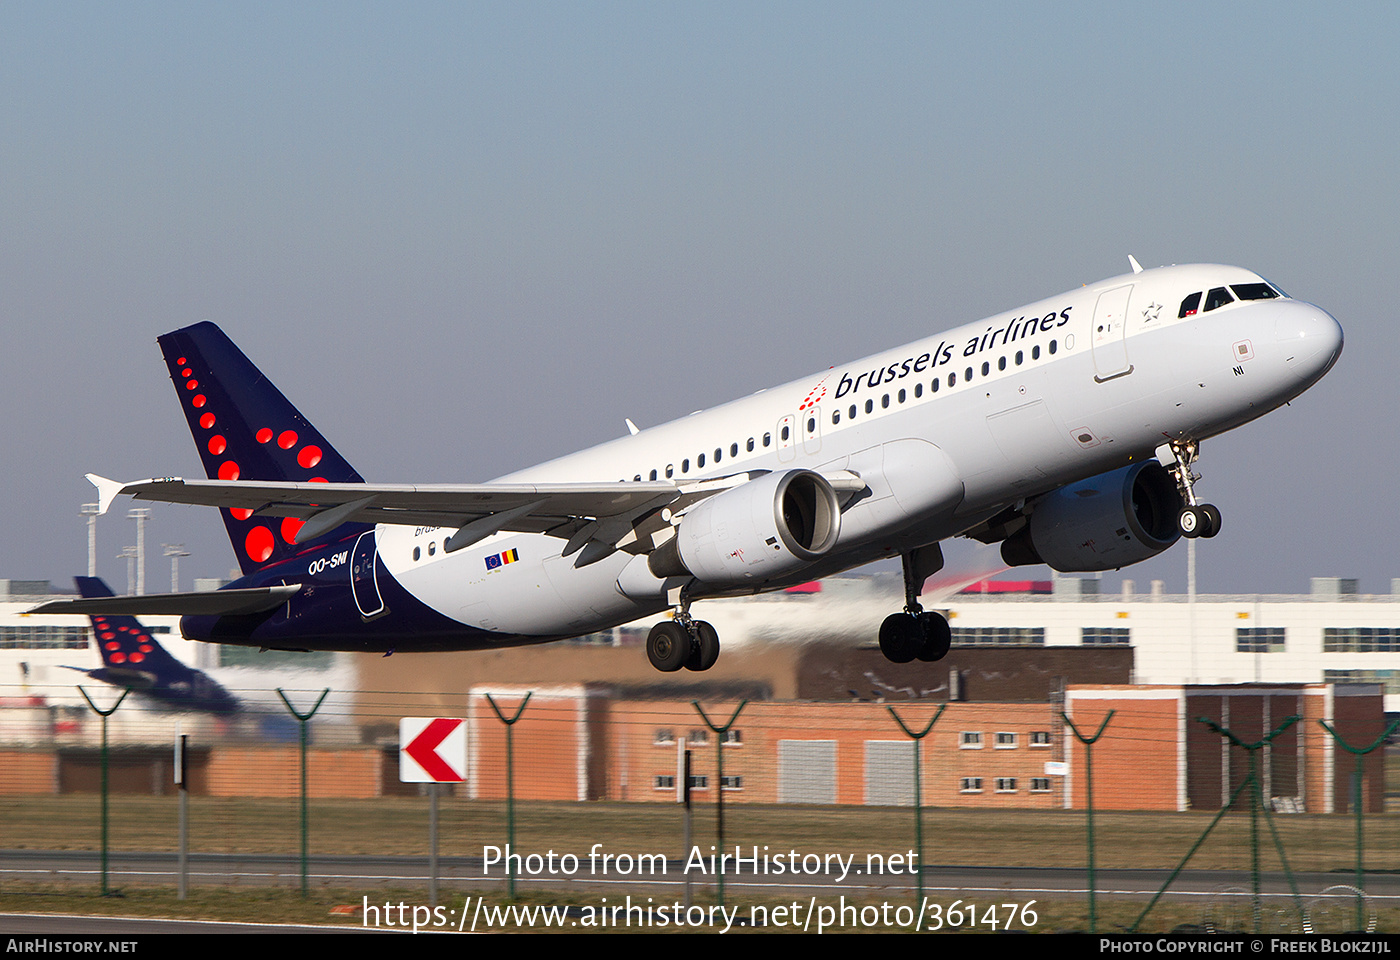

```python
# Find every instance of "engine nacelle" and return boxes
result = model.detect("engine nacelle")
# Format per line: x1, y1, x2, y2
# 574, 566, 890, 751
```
648, 469, 841, 585
1001, 461, 1183, 572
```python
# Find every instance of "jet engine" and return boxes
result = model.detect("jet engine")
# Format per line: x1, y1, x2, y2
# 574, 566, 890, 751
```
648, 469, 841, 585
1000, 461, 1183, 572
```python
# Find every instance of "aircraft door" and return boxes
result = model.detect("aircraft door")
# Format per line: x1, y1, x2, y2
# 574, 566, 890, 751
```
777, 414, 796, 462
1091, 284, 1134, 382
350, 531, 387, 619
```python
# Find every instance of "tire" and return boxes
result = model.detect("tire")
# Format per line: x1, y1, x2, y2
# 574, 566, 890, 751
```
1200, 504, 1222, 539
647, 621, 690, 672
916, 611, 952, 662
685, 620, 720, 671
879, 613, 922, 664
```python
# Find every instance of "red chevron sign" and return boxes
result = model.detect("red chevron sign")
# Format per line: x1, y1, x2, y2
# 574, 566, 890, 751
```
399, 717, 466, 782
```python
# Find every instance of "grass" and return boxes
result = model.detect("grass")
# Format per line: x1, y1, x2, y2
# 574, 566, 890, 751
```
6, 882, 1394, 933
1, 795, 1397, 875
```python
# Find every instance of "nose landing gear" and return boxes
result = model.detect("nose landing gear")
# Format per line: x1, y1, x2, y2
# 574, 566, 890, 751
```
1158, 440, 1222, 539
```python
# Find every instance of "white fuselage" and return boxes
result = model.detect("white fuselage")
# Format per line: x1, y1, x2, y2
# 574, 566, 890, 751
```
375, 264, 1343, 640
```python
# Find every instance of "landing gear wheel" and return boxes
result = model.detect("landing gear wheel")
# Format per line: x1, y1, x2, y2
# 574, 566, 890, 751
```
879, 613, 923, 664
1179, 506, 1204, 538
1200, 504, 1222, 539
685, 620, 720, 672
916, 611, 952, 662
647, 621, 690, 672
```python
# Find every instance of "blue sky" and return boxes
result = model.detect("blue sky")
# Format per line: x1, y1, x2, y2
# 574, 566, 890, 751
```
1, 2, 1395, 594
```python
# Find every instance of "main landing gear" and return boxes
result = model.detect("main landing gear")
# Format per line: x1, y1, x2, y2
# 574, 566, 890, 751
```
1159, 439, 1222, 540
646, 597, 720, 673
878, 546, 952, 664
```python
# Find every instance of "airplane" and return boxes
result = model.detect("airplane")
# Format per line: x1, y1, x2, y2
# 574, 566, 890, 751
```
61, 576, 240, 715
32, 259, 1343, 673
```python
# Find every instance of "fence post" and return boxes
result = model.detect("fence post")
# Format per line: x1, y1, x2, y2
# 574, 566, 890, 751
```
1133, 714, 1305, 933
1318, 716, 1400, 931
485, 691, 532, 899
887, 702, 945, 905
276, 688, 329, 897
692, 699, 747, 907
1061, 709, 1114, 932
77, 686, 129, 896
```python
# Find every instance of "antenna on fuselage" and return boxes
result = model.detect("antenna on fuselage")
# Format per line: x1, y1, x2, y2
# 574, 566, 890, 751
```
1128, 255, 1144, 274
625, 418, 640, 436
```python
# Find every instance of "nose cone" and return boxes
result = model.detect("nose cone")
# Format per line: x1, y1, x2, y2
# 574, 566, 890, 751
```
1274, 300, 1344, 386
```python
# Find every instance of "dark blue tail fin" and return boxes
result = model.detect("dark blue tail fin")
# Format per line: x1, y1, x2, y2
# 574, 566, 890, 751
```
158, 322, 367, 575
74, 576, 240, 715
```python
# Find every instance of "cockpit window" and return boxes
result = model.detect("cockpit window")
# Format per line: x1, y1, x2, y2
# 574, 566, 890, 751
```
1230, 282, 1279, 301
1203, 287, 1235, 312
1179, 291, 1202, 318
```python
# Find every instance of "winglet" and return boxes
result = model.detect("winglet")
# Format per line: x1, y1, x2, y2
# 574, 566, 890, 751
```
1128, 255, 1144, 274
86, 474, 126, 515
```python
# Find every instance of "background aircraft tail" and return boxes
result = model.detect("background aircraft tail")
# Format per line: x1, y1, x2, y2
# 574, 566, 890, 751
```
157, 322, 368, 574
76, 575, 188, 676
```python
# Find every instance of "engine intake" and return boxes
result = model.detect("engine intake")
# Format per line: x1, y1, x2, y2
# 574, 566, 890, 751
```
1001, 461, 1183, 572
648, 469, 841, 584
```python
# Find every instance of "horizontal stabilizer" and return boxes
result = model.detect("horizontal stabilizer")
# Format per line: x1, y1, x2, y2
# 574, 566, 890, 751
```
27, 584, 301, 618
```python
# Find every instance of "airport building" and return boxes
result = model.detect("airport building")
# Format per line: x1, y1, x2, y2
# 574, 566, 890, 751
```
0, 574, 1392, 812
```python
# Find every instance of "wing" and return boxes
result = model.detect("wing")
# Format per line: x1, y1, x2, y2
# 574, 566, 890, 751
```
88, 473, 686, 559
27, 584, 302, 617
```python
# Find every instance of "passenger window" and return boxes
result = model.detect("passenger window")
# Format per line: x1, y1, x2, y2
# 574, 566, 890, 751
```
881, 394, 890, 409
413, 546, 421, 561
763, 433, 771, 447
780, 425, 790, 441
666, 464, 674, 478
1179, 291, 1202, 318
633, 474, 641, 482
864, 399, 873, 413
1015, 350, 1023, 365
998, 356, 1006, 371
897, 388, 906, 403
714, 447, 721, 462
682, 459, 690, 473
650, 469, 658, 481
1032, 345, 1040, 360
806, 417, 815, 432
831, 410, 840, 425
1049, 340, 1057, 355
730, 443, 738, 457
914, 383, 923, 398
746, 438, 755, 452
965, 366, 973, 382
948, 372, 957, 387
1203, 287, 1234, 312
981, 361, 989, 376
849, 404, 856, 419
698, 453, 705, 468
931, 378, 940, 393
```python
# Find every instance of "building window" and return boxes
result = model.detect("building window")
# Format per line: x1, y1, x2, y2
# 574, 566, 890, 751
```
654, 729, 675, 745
720, 775, 743, 790
995, 732, 1017, 749
951, 627, 1045, 646
1324, 628, 1400, 653
1323, 669, 1400, 696
1082, 627, 1131, 645
960, 777, 983, 793
1030, 731, 1051, 747
654, 775, 675, 790
721, 729, 743, 746
1030, 778, 1051, 793
960, 732, 982, 749
995, 778, 1017, 793
688, 729, 709, 744
688, 775, 708, 790
0, 626, 89, 649
1237, 627, 1286, 653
